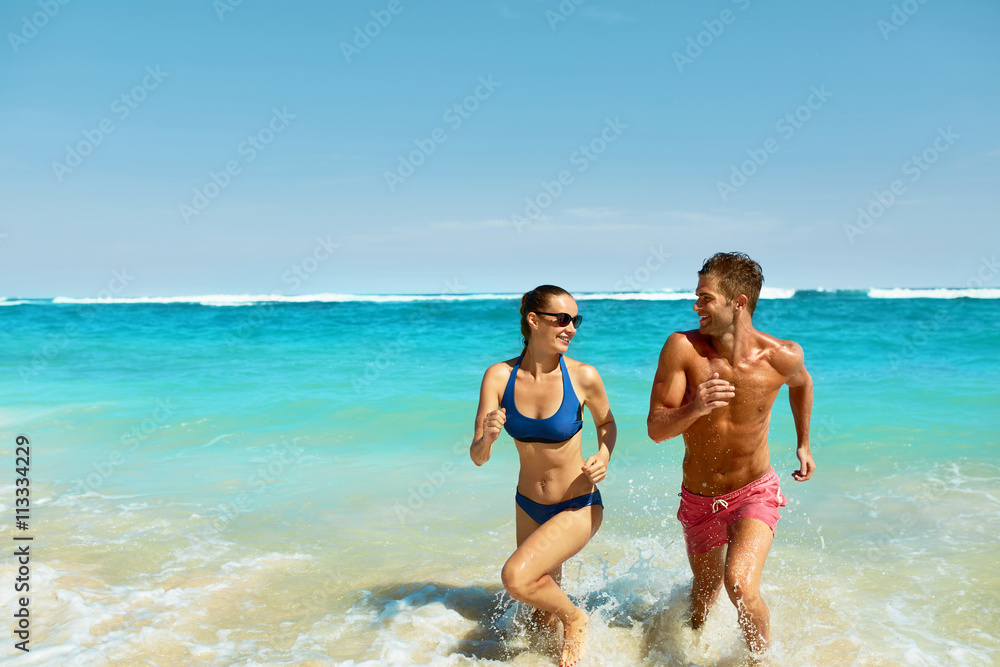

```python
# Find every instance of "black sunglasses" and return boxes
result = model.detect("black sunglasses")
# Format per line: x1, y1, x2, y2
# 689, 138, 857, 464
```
533, 311, 583, 328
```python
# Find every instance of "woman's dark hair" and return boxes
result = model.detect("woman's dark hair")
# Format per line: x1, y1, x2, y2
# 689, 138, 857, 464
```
520, 285, 571, 345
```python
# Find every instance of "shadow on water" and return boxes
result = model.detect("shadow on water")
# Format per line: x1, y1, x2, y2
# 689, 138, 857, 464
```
365, 580, 519, 661
364, 579, 743, 665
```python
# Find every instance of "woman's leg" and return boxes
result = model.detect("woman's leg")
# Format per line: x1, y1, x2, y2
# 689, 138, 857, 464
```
503, 503, 602, 665
515, 509, 560, 632
515, 509, 563, 633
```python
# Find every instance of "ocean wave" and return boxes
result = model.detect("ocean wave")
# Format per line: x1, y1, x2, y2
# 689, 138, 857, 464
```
501, 287, 795, 301
49, 293, 522, 306
868, 288, 1000, 299
44, 289, 799, 306
52, 294, 288, 306
578, 291, 694, 301
27, 287, 1000, 307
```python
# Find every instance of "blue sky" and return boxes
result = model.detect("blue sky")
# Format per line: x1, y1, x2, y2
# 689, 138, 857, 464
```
2, 0, 998, 297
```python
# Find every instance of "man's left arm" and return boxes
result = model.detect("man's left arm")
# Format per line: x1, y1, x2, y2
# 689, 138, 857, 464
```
783, 342, 815, 481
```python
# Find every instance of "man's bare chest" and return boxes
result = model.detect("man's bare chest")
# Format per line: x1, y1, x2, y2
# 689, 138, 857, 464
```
687, 356, 783, 420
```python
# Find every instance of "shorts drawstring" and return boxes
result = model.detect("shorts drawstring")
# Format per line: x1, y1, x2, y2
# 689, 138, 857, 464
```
712, 498, 728, 513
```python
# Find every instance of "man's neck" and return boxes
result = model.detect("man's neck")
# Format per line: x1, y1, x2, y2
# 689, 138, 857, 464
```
710, 318, 756, 363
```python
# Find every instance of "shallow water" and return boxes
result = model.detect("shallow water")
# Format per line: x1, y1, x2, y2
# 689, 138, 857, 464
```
1, 291, 998, 664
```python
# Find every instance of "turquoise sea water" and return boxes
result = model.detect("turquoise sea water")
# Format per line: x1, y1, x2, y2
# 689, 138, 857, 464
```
1, 290, 998, 665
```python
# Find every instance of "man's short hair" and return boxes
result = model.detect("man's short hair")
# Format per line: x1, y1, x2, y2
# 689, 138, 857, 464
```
698, 252, 764, 315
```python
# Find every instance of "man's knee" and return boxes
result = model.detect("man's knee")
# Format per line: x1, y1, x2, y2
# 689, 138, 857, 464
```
723, 570, 760, 606
692, 575, 723, 600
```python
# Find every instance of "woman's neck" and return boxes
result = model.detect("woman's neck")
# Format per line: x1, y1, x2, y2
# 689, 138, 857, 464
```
520, 345, 560, 376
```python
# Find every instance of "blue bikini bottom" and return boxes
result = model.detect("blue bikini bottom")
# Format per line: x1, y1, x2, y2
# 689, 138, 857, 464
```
515, 488, 603, 525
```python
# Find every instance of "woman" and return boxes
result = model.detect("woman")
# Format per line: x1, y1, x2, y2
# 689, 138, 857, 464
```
470, 285, 616, 667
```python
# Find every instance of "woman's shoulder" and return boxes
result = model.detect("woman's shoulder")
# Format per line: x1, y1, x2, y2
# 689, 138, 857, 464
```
482, 357, 519, 384
562, 355, 602, 386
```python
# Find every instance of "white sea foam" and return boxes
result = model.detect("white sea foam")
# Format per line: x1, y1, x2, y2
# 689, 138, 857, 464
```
22, 287, 1000, 306
52, 294, 284, 306
579, 291, 694, 301
316, 293, 520, 303
49, 293, 522, 306
5, 469, 997, 667
46, 288, 803, 306
0, 547, 320, 666
760, 287, 797, 299
868, 287, 1000, 299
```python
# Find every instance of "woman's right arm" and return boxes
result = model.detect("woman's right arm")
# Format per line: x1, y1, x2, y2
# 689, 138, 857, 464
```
470, 364, 507, 466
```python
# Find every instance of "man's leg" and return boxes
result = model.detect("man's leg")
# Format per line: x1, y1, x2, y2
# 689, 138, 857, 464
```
687, 544, 725, 629
723, 518, 774, 654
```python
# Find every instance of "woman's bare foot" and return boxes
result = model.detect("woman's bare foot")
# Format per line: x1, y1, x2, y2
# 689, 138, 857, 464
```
559, 609, 588, 667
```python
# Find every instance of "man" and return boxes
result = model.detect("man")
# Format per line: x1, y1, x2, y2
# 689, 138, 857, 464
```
647, 252, 815, 658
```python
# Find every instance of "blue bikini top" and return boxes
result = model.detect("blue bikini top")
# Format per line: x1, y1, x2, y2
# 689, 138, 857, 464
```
501, 354, 583, 444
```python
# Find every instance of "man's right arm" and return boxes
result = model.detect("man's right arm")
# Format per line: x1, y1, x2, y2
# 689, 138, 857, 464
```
647, 333, 734, 443
647, 333, 700, 443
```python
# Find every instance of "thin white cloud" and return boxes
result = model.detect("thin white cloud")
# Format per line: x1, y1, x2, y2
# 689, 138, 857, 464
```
645, 210, 786, 236
429, 219, 512, 231
520, 220, 654, 233
559, 223, 653, 232
651, 210, 737, 225
565, 207, 623, 219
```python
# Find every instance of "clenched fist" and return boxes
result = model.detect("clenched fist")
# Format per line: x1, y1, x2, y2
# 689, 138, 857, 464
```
481, 407, 507, 444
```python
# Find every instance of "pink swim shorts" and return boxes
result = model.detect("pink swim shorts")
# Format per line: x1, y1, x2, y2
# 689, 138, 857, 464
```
677, 467, 787, 556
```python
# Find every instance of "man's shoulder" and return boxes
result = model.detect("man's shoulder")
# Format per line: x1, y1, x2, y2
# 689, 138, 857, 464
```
666, 329, 708, 350
757, 332, 804, 376
657, 331, 709, 372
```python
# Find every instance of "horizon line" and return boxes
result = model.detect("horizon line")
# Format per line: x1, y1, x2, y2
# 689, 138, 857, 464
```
3, 286, 1000, 305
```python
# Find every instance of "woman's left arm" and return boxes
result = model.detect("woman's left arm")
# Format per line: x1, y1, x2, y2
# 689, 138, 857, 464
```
578, 364, 616, 484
